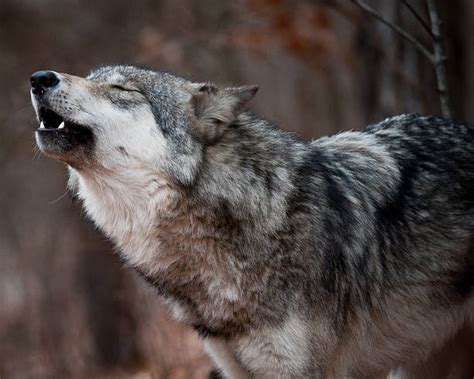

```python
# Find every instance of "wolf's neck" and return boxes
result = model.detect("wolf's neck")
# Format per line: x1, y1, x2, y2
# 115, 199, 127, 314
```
73, 165, 262, 329
71, 120, 303, 329
72, 116, 301, 272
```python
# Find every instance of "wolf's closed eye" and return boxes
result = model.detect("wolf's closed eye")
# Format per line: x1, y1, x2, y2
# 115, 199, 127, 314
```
110, 84, 127, 90
110, 84, 140, 93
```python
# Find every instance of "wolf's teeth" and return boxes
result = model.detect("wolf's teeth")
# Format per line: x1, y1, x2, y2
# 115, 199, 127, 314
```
58, 121, 65, 129
40, 121, 45, 129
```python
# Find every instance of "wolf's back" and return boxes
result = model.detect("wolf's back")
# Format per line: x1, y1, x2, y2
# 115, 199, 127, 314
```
293, 114, 474, 326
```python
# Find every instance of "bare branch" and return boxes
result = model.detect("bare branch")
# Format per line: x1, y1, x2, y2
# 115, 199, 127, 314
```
350, 0, 434, 63
401, 0, 433, 38
426, 0, 452, 118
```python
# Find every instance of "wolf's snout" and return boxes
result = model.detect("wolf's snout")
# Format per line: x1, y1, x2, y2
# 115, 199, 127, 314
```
30, 70, 59, 96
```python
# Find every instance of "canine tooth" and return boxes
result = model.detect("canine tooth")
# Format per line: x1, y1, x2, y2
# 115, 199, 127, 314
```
58, 121, 65, 129
40, 121, 45, 129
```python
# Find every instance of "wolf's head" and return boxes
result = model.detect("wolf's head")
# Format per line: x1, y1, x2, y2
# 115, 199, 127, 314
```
30, 65, 258, 186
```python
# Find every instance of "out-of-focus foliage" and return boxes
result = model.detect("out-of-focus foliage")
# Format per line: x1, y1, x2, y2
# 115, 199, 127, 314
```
0, 0, 473, 378
229, 0, 349, 69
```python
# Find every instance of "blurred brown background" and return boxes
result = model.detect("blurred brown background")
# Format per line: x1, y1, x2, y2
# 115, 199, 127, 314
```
0, 1, 473, 378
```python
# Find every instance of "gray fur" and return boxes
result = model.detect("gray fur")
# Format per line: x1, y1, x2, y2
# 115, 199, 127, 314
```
31, 65, 474, 378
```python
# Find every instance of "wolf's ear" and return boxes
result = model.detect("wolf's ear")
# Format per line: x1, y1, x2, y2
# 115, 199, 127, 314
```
191, 83, 258, 143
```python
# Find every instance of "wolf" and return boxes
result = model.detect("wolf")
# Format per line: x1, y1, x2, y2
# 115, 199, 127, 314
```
30, 65, 474, 378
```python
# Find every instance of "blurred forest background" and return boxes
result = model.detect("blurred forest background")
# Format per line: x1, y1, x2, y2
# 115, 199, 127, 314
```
0, 0, 473, 378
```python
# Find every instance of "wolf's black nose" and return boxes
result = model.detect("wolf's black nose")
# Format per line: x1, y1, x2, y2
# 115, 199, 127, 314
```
30, 70, 59, 95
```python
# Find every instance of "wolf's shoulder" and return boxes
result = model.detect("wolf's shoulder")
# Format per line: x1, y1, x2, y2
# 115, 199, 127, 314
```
297, 113, 474, 200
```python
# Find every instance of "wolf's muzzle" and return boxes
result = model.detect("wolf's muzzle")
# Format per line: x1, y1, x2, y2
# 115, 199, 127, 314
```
30, 70, 59, 96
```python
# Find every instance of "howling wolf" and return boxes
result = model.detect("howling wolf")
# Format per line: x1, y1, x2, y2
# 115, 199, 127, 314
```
30, 65, 474, 378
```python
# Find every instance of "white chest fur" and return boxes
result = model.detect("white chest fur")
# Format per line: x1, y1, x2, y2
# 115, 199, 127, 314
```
74, 168, 175, 273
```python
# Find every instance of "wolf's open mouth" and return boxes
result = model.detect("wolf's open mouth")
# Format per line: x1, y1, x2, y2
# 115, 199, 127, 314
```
39, 107, 64, 129
37, 106, 89, 134
35, 105, 94, 160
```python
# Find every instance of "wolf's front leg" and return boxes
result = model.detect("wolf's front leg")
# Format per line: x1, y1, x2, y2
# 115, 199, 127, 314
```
204, 337, 250, 379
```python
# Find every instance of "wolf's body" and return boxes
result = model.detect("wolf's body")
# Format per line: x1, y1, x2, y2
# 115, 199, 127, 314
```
31, 65, 474, 378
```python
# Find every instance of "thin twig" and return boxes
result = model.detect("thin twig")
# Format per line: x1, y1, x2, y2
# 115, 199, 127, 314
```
350, 0, 434, 62
401, 0, 433, 38
426, 0, 452, 118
